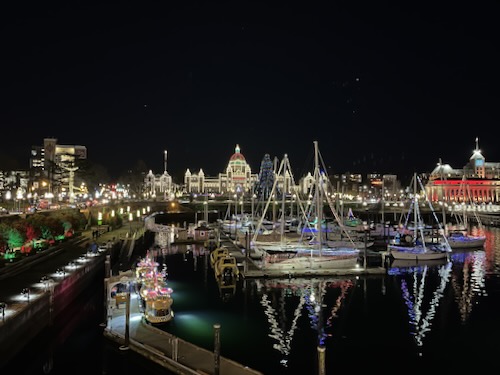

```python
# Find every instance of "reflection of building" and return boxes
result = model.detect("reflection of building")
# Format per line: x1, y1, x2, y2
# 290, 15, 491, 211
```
426, 138, 500, 203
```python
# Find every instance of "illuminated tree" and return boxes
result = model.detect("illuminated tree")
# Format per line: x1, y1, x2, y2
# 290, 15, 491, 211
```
6, 228, 24, 249
255, 154, 275, 200
26, 225, 37, 242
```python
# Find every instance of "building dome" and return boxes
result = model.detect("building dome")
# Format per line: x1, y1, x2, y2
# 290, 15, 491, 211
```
229, 144, 246, 162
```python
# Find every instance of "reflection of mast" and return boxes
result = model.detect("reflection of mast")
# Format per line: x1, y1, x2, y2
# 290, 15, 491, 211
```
399, 262, 452, 351
450, 250, 486, 324
259, 278, 354, 368
260, 281, 305, 367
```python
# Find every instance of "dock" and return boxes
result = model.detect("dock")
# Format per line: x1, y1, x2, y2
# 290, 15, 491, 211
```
217, 232, 387, 278
104, 280, 263, 375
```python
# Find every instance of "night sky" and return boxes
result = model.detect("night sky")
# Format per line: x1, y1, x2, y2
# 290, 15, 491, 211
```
2, 2, 499, 183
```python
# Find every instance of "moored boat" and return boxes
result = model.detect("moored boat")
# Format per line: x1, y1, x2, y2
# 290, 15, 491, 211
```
388, 173, 451, 262
135, 252, 174, 325
446, 231, 486, 249
210, 246, 230, 267
214, 255, 240, 279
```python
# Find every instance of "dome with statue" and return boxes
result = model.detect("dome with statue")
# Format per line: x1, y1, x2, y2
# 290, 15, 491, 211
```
228, 144, 247, 173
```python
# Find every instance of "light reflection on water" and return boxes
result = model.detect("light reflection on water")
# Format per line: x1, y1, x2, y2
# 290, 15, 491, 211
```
149, 226, 500, 374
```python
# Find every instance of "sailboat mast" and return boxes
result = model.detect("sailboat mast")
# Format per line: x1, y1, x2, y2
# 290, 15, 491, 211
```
439, 158, 447, 235
413, 172, 418, 245
314, 141, 322, 255
280, 155, 287, 246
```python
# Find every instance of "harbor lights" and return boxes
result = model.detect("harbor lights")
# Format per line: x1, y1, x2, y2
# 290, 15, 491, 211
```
0, 302, 6, 321
40, 275, 54, 291
55, 267, 66, 278
129, 213, 133, 234
21, 288, 30, 303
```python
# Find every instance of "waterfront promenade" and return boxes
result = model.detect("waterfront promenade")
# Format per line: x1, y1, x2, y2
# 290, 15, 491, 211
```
0, 222, 265, 374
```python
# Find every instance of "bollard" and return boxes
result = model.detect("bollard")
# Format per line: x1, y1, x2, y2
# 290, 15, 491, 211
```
101, 278, 108, 327
172, 337, 178, 361
119, 292, 131, 351
105, 255, 111, 278
317, 345, 326, 375
213, 323, 221, 375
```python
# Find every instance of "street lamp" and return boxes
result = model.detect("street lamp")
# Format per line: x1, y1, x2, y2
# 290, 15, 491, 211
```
129, 213, 133, 234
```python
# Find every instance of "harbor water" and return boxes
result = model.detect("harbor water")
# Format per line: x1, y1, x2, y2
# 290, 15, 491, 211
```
3, 218, 500, 374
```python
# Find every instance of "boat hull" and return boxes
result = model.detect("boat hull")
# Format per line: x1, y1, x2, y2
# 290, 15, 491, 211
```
263, 249, 360, 270
447, 235, 486, 249
388, 245, 450, 261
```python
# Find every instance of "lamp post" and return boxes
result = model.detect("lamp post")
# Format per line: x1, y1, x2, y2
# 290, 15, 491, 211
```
128, 213, 133, 234
119, 276, 131, 351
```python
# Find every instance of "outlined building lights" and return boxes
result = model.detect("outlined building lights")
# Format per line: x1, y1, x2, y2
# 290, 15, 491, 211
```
55, 268, 66, 278
0, 302, 6, 321
21, 288, 30, 302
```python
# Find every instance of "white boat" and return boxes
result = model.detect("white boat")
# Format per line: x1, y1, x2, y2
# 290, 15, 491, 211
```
446, 231, 486, 249
435, 166, 487, 250
258, 141, 360, 271
263, 247, 360, 270
326, 239, 373, 249
388, 172, 451, 262
389, 243, 450, 261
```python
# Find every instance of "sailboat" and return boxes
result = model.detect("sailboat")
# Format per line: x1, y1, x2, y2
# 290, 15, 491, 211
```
446, 176, 486, 249
250, 153, 313, 254
388, 172, 451, 261
260, 141, 360, 271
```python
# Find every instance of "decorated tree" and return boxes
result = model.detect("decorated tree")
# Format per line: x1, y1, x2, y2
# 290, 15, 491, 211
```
26, 225, 37, 242
6, 228, 24, 250
255, 153, 275, 200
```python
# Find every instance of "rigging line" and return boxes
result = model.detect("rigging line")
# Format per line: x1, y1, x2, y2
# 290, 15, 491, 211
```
417, 175, 451, 249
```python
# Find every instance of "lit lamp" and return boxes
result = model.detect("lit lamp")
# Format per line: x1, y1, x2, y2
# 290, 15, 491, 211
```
4, 191, 11, 211
21, 288, 30, 303
0, 302, 6, 321
129, 213, 133, 234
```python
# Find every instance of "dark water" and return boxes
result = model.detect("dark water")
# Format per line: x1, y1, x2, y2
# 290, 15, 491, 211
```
4, 218, 500, 375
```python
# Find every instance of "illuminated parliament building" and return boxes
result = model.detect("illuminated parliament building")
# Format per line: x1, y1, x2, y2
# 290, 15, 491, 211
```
426, 139, 500, 204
